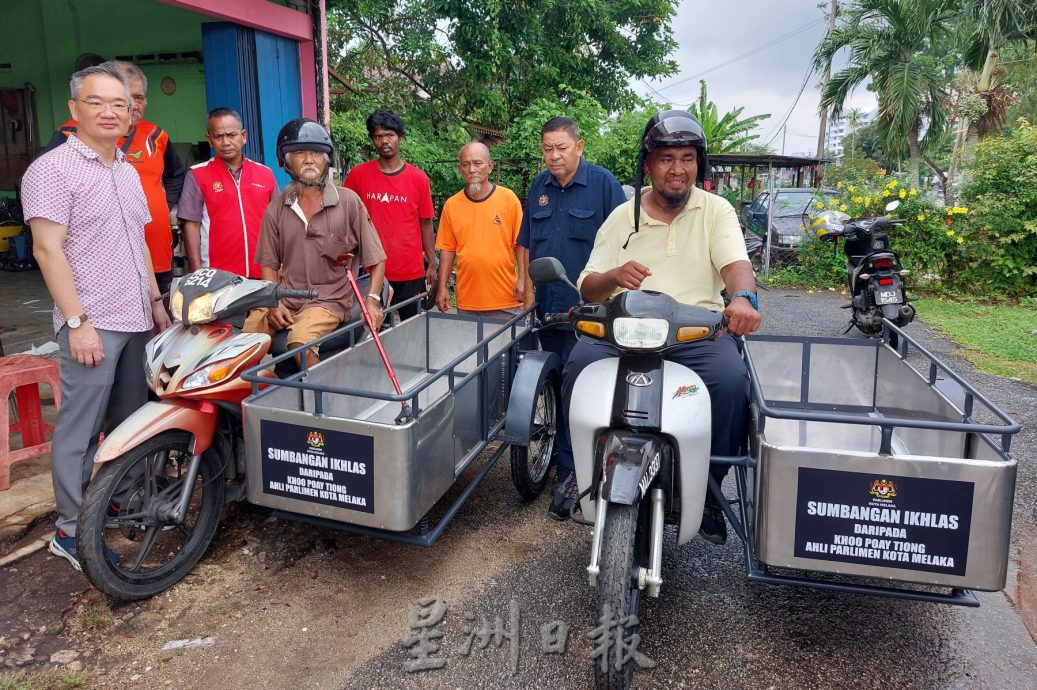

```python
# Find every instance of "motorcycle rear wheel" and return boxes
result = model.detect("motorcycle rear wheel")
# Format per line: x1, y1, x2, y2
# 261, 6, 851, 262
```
77, 431, 225, 600
509, 375, 558, 501
594, 502, 643, 690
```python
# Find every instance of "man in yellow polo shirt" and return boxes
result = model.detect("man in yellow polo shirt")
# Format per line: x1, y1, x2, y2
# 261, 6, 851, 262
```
436, 142, 526, 320
566, 110, 762, 544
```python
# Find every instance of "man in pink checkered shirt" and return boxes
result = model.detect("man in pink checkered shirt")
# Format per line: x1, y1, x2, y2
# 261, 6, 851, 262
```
21, 64, 171, 571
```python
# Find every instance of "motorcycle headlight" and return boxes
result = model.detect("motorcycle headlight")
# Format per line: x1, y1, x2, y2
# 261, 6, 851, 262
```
170, 289, 184, 322
612, 318, 669, 349
186, 292, 216, 324
181, 287, 234, 325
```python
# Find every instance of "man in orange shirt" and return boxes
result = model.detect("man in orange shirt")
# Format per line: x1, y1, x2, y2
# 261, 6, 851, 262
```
436, 142, 526, 320
43, 60, 185, 299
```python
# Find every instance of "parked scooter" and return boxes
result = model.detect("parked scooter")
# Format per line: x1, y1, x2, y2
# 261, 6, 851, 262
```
75, 268, 315, 599
529, 257, 724, 690
814, 200, 915, 336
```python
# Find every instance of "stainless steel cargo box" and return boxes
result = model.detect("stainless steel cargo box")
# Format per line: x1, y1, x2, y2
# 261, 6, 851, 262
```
242, 312, 530, 532
744, 332, 1020, 592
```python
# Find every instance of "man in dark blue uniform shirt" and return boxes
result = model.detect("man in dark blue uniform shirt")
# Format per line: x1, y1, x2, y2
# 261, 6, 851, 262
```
517, 117, 626, 521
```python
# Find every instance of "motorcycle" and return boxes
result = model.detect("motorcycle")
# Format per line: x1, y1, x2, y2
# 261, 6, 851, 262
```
75, 268, 315, 599
529, 257, 724, 690
743, 229, 764, 273
814, 200, 915, 337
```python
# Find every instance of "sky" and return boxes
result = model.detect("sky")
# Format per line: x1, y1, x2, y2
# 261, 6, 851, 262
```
635, 0, 877, 156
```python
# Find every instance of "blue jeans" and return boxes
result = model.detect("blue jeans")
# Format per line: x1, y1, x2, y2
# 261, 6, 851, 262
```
561, 335, 749, 477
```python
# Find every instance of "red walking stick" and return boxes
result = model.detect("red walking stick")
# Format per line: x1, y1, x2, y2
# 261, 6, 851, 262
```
337, 253, 411, 423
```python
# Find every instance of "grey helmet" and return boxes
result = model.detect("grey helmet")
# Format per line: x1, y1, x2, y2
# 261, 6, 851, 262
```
276, 118, 335, 187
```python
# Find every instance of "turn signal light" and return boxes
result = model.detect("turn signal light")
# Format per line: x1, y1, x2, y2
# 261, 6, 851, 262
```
208, 346, 259, 384
676, 326, 712, 342
576, 320, 606, 338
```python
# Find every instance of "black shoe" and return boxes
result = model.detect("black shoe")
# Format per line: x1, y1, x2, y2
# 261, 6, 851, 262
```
548, 473, 579, 522
699, 499, 728, 545
549, 466, 573, 493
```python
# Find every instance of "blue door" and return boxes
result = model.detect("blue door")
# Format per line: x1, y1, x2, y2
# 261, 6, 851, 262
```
202, 23, 302, 188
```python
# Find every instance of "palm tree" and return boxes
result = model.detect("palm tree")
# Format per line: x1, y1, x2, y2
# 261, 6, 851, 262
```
813, 0, 957, 189
845, 106, 867, 161
947, 1, 1037, 197
687, 80, 770, 153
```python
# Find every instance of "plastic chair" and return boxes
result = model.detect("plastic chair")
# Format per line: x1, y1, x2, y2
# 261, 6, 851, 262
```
1, 354, 61, 490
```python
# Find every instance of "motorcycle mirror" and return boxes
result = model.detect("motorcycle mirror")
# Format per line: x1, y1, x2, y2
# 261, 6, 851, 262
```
528, 257, 579, 293
885, 200, 901, 213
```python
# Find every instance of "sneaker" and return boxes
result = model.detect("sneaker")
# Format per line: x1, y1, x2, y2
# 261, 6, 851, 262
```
698, 498, 728, 546
105, 500, 120, 528
49, 530, 122, 569
49, 530, 81, 571
549, 466, 573, 493
548, 473, 579, 522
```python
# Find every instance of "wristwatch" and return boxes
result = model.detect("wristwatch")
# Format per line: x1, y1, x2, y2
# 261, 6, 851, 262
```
732, 291, 759, 311
366, 293, 383, 304
67, 313, 89, 329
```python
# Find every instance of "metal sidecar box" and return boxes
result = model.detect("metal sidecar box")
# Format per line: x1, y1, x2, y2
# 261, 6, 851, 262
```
743, 328, 1020, 595
242, 311, 535, 534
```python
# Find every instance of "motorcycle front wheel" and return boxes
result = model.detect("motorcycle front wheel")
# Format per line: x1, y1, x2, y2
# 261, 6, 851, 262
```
509, 375, 558, 501
77, 431, 225, 600
594, 501, 646, 690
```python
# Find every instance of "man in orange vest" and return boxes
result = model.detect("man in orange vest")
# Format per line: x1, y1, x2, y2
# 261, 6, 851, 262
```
43, 60, 186, 299
177, 107, 278, 278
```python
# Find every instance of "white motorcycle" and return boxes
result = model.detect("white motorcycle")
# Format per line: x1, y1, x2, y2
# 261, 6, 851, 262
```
529, 257, 725, 690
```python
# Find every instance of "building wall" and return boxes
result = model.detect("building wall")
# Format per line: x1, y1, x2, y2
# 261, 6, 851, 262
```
0, 0, 210, 153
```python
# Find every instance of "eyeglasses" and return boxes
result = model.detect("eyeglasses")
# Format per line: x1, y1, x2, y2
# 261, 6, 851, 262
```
79, 100, 132, 114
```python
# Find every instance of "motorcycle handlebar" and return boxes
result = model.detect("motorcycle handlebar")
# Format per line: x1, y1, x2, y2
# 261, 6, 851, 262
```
275, 288, 319, 300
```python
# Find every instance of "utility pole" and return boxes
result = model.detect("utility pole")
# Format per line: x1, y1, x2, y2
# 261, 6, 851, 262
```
816, 0, 839, 159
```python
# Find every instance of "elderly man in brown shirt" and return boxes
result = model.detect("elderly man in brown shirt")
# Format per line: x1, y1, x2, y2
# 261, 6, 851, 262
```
245, 118, 386, 367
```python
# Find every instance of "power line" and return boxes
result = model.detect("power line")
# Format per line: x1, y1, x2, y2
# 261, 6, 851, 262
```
762, 61, 814, 147
649, 17, 826, 96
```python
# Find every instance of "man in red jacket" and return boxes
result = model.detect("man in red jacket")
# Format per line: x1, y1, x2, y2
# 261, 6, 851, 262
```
178, 108, 278, 278
43, 60, 185, 298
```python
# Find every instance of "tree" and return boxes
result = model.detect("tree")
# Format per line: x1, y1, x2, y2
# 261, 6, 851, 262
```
813, 0, 957, 189
844, 107, 867, 162
327, 0, 680, 128
946, 1, 1037, 198
685, 80, 770, 153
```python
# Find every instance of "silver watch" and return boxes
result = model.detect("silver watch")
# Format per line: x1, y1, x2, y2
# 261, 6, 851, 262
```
366, 293, 383, 304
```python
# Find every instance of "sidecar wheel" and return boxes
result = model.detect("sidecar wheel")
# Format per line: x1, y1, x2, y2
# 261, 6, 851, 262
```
510, 375, 558, 501
594, 502, 642, 690
77, 431, 225, 600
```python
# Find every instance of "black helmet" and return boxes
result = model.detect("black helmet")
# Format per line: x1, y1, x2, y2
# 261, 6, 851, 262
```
640, 110, 709, 183
276, 118, 334, 168
625, 110, 710, 249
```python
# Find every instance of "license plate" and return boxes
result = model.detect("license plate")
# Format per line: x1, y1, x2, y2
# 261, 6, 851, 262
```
875, 288, 901, 305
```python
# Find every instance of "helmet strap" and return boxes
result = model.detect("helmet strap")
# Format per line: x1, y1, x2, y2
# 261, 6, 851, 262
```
623, 152, 645, 251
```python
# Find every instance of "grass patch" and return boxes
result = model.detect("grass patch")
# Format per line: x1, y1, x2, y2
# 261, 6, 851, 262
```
0, 670, 91, 690
915, 298, 1037, 386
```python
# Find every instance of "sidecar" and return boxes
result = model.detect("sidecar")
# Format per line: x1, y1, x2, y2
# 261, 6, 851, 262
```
241, 306, 560, 543
723, 322, 1020, 606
